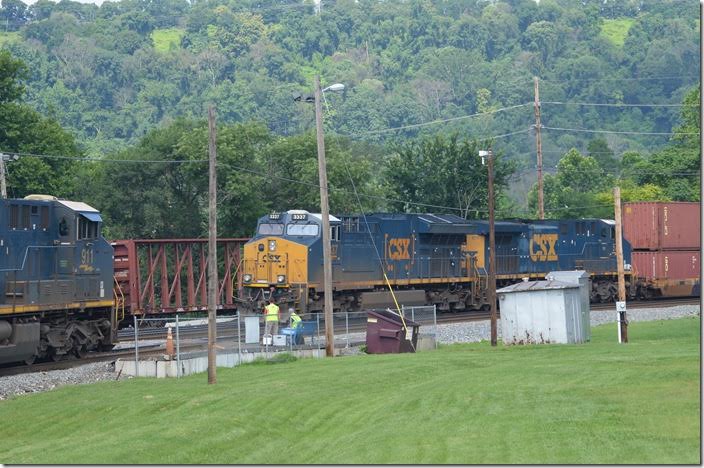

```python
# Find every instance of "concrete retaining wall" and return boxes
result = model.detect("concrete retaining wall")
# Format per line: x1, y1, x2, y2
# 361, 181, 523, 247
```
115, 348, 325, 378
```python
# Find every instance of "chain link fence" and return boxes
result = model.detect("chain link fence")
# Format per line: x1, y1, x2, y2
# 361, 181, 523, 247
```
124, 305, 438, 376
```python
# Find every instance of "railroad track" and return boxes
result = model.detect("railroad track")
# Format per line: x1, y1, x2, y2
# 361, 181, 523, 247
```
2, 298, 697, 377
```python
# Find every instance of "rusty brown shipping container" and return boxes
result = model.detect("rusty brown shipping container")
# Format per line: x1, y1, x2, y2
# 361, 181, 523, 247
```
631, 250, 700, 280
623, 202, 701, 250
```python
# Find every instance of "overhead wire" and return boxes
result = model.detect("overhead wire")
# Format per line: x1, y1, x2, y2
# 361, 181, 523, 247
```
344, 104, 533, 136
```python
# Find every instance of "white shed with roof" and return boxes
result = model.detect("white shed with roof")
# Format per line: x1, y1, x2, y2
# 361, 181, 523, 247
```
497, 279, 589, 345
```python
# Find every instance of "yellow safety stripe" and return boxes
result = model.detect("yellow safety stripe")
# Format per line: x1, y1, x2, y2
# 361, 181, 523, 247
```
0, 300, 115, 315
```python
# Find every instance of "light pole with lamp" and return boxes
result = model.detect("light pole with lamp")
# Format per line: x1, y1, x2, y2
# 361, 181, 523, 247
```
295, 76, 345, 357
479, 149, 497, 346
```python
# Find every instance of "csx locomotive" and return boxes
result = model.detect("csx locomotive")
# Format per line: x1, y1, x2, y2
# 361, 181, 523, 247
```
0, 195, 114, 365
240, 210, 632, 314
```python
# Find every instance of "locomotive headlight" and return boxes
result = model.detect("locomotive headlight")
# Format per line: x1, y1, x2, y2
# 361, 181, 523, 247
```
243, 274, 252, 283
277, 275, 286, 284
269, 240, 276, 251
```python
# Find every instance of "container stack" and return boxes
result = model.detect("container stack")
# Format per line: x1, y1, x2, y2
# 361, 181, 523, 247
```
623, 202, 701, 297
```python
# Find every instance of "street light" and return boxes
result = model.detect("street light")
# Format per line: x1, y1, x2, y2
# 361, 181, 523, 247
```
295, 76, 345, 357
479, 149, 497, 347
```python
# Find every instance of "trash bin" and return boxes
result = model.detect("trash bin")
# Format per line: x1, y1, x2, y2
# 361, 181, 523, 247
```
366, 309, 419, 354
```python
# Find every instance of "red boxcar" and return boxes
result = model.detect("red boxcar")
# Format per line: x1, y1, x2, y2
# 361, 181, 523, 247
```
623, 202, 700, 250
631, 250, 700, 280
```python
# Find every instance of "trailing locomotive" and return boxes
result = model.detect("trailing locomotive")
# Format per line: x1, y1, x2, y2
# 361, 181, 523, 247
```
0, 196, 114, 365
240, 210, 633, 314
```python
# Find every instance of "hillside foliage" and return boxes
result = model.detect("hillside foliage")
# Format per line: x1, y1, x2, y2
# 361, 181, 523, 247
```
0, 0, 699, 237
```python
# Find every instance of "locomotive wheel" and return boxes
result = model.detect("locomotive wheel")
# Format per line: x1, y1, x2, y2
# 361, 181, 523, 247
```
98, 343, 116, 352
24, 355, 36, 365
73, 339, 87, 359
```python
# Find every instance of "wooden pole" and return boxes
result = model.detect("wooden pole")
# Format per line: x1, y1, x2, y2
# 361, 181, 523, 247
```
488, 150, 497, 347
534, 77, 544, 220
614, 186, 628, 343
314, 75, 335, 357
207, 106, 218, 383
0, 153, 7, 198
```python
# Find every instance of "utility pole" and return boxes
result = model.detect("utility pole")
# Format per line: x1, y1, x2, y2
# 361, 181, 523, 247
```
0, 153, 6, 199
534, 77, 544, 220
314, 75, 335, 357
613, 186, 628, 343
480, 150, 498, 346
207, 106, 218, 383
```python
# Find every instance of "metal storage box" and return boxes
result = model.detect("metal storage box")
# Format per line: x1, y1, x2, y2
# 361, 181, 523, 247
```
631, 250, 700, 280
366, 310, 419, 354
623, 202, 701, 250
546, 270, 591, 341
497, 280, 588, 345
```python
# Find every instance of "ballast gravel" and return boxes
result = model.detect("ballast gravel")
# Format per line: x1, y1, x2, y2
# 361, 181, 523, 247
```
0, 361, 128, 401
434, 303, 700, 344
0, 304, 699, 400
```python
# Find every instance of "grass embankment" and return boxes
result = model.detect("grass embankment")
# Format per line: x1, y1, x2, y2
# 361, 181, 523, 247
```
151, 27, 184, 52
600, 18, 634, 47
0, 317, 699, 464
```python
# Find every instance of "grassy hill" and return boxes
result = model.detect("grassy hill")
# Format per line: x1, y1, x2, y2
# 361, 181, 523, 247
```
0, 317, 699, 464
150, 28, 184, 53
600, 18, 635, 47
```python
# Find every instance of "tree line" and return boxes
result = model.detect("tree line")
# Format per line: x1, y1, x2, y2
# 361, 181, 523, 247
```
0, 48, 698, 240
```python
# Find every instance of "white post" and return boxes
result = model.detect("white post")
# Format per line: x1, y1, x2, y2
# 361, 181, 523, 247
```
175, 314, 180, 378
133, 315, 139, 378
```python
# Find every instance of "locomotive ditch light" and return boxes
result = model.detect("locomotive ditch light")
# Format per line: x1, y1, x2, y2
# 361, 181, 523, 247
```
277, 275, 286, 284
269, 240, 276, 251
243, 274, 252, 283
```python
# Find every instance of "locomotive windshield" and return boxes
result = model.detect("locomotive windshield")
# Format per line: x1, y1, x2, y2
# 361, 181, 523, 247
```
258, 223, 284, 235
287, 224, 319, 236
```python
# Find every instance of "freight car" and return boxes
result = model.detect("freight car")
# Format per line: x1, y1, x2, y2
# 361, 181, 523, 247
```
240, 210, 633, 314
623, 201, 701, 298
0, 196, 114, 365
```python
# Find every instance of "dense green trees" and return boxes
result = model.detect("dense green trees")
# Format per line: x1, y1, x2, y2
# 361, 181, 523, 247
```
0, 0, 699, 235
0, 50, 81, 199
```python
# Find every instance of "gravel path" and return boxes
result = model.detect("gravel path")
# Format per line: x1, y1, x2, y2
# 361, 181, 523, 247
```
0, 304, 699, 400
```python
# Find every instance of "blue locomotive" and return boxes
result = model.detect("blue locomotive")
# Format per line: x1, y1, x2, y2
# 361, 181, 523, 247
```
0, 195, 114, 364
241, 210, 631, 313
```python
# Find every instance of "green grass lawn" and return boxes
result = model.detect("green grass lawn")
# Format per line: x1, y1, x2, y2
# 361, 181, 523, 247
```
600, 18, 634, 47
151, 27, 184, 53
0, 317, 699, 464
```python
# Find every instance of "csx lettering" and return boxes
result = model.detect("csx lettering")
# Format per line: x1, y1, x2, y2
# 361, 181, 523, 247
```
266, 254, 281, 262
529, 234, 558, 262
388, 238, 411, 260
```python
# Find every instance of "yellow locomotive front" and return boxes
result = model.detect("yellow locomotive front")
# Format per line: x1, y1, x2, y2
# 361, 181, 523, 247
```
241, 211, 319, 313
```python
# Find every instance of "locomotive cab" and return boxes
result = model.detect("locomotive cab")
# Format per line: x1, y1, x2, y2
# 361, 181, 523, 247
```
242, 210, 341, 312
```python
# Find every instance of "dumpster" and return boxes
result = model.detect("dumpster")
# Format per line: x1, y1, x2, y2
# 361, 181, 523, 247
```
366, 309, 419, 354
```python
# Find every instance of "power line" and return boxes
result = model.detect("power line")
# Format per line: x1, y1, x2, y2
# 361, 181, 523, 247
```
542, 126, 700, 136
542, 75, 699, 84
345, 104, 532, 136
542, 101, 696, 108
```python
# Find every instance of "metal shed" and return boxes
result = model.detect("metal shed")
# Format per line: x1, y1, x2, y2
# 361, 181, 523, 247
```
546, 270, 591, 342
497, 280, 589, 345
